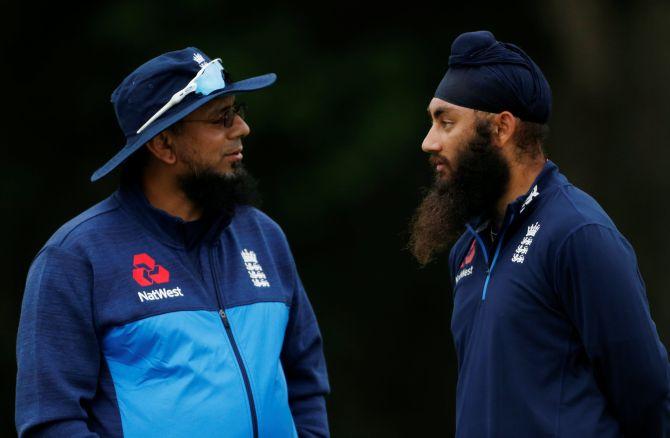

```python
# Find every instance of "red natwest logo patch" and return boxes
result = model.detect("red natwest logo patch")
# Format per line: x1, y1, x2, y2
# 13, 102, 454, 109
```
459, 240, 476, 269
132, 253, 170, 286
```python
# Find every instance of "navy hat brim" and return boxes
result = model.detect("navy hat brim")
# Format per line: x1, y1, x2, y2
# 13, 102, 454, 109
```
91, 73, 277, 182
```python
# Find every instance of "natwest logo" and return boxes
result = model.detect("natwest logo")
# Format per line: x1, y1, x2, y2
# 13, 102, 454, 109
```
460, 240, 476, 269
456, 240, 477, 284
132, 253, 170, 286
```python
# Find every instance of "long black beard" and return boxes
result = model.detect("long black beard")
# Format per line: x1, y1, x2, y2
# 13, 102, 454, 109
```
177, 164, 260, 218
409, 121, 510, 265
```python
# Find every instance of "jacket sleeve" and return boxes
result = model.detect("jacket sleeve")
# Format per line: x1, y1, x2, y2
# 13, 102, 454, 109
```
280, 263, 330, 438
554, 223, 670, 437
16, 245, 100, 437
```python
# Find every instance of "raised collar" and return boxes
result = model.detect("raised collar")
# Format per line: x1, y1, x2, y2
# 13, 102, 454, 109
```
467, 159, 565, 231
115, 181, 233, 249
508, 159, 563, 218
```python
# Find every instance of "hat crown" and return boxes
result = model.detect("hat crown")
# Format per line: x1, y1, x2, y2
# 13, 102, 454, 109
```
111, 47, 212, 139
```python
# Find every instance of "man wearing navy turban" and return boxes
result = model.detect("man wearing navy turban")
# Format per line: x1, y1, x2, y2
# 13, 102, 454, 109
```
409, 31, 669, 437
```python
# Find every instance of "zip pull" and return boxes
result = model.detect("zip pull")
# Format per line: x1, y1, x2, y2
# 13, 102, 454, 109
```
219, 309, 230, 328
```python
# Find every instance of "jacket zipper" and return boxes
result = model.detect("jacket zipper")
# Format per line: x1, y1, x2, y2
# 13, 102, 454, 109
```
467, 212, 515, 301
480, 228, 505, 301
209, 246, 259, 438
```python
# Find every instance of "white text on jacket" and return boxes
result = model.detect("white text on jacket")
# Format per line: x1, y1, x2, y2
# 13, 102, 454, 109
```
138, 287, 184, 302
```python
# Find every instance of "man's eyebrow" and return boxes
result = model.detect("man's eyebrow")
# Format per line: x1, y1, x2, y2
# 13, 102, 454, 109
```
209, 102, 234, 116
427, 105, 453, 119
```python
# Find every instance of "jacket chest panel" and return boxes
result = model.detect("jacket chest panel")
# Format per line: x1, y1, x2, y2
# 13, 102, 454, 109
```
211, 244, 292, 308
92, 238, 291, 329
451, 229, 567, 366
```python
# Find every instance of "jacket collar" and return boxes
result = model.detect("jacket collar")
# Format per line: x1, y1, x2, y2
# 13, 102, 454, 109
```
467, 159, 565, 231
508, 159, 564, 218
115, 181, 233, 248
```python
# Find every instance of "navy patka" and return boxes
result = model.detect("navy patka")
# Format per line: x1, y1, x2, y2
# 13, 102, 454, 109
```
435, 30, 552, 124
448, 160, 670, 437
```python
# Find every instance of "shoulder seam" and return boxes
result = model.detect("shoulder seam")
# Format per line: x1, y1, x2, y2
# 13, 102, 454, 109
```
54, 201, 121, 247
35, 242, 91, 264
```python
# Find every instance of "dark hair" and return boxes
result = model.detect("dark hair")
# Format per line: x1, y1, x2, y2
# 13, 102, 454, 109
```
474, 111, 549, 159
513, 120, 549, 158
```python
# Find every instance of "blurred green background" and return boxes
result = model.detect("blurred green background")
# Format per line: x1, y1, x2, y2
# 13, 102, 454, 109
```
4, 0, 670, 435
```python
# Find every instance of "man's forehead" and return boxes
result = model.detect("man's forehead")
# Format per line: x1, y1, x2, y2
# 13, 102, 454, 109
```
204, 95, 235, 112
427, 98, 472, 117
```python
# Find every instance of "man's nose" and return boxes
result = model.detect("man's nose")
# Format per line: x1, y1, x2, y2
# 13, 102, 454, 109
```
230, 115, 251, 138
422, 125, 441, 153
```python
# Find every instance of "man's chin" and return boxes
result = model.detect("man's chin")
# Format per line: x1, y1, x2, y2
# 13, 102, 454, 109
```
200, 162, 244, 179
217, 169, 241, 179
225, 161, 245, 176
435, 172, 450, 183
178, 163, 260, 216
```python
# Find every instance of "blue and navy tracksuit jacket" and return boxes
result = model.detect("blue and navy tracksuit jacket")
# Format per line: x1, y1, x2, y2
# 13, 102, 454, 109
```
16, 183, 330, 437
449, 161, 670, 437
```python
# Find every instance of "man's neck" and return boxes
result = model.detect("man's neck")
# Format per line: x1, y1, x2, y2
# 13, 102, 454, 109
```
141, 170, 203, 222
494, 156, 546, 226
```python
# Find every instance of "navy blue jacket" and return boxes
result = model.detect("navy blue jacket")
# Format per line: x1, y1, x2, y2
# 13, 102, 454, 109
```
16, 183, 330, 437
449, 161, 670, 437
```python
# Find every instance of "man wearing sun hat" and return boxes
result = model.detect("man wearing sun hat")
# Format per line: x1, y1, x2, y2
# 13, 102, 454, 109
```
16, 47, 330, 437
409, 30, 670, 436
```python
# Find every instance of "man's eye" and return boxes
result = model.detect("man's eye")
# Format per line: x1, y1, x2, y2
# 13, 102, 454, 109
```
442, 120, 454, 128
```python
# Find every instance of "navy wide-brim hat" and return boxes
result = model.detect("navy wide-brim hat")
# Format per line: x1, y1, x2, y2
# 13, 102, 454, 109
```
91, 47, 277, 181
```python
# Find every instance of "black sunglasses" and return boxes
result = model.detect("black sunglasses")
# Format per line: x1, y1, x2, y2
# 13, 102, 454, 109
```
182, 102, 247, 128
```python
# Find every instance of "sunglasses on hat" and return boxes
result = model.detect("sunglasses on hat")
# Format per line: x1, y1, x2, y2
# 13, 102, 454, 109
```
137, 58, 227, 134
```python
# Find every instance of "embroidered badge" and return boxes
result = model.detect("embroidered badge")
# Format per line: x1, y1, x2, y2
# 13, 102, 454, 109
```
241, 249, 270, 288
193, 53, 207, 67
520, 185, 539, 213
511, 222, 541, 264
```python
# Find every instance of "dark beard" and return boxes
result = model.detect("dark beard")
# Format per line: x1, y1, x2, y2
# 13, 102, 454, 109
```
409, 120, 510, 265
177, 164, 260, 218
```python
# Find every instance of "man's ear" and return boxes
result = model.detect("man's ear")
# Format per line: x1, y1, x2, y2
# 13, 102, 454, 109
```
145, 131, 178, 165
493, 111, 517, 147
